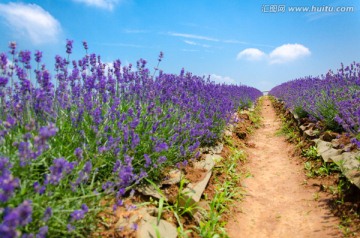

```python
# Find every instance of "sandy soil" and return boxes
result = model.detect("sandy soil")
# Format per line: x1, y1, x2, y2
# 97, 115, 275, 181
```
226, 98, 342, 238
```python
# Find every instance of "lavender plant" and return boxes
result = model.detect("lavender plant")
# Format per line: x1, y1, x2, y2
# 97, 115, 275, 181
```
0, 41, 262, 237
269, 62, 360, 147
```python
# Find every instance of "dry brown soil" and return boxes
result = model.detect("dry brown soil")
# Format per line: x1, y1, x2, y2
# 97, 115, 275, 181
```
226, 98, 342, 238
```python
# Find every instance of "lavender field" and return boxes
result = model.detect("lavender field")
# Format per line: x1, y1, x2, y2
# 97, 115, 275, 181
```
0, 41, 262, 237
269, 62, 360, 148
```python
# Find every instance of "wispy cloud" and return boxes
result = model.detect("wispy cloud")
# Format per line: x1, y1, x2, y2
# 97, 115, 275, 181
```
96, 42, 147, 48
224, 39, 274, 48
237, 43, 311, 64
168, 32, 219, 42
306, 12, 338, 22
72, 0, 121, 11
209, 74, 236, 84
179, 22, 216, 30
0, 2, 61, 45
184, 40, 210, 48
237, 48, 266, 61
181, 49, 200, 52
305, 0, 357, 22
223, 39, 248, 44
184, 40, 196, 45
168, 32, 273, 49
123, 29, 149, 34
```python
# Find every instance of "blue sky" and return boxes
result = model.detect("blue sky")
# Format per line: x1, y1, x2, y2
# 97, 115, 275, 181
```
0, 0, 359, 91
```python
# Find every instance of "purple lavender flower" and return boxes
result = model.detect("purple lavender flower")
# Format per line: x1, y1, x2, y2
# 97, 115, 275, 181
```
33, 181, 46, 195
83, 161, 92, 174
0, 204, 31, 238
22, 234, 34, 238
112, 199, 124, 211
4, 116, 16, 128
34, 124, 58, 156
102, 181, 115, 194
130, 118, 139, 129
350, 138, 360, 149
138, 170, 148, 180
9, 41, 16, 55
0, 157, 20, 202
98, 146, 106, 153
19, 50, 32, 69
18, 141, 36, 167
2, 200, 32, 228
66, 39, 73, 54
82, 41, 88, 51
0, 52, 7, 70
42, 207, 52, 222
158, 51, 164, 62
112, 156, 137, 189
131, 223, 138, 231
188, 141, 200, 152
69, 204, 88, 222
71, 161, 92, 191
81, 204, 88, 213
157, 156, 167, 165
34, 51, 42, 63
0, 77, 8, 87
125, 204, 137, 211
92, 107, 103, 125
45, 158, 74, 185
154, 142, 168, 153
36, 226, 48, 238
144, 154, 151, 168
0, 225, 17, 238
38, 123, 58, 139
117, 199, 124, 207
74, 147, 83, 160
67, 224, 75, 232
70, 210, 85, 222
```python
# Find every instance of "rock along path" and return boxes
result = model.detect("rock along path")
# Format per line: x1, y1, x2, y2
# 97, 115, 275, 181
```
226, 97, 342, 238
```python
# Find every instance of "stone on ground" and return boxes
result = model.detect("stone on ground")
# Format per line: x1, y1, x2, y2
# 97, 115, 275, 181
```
137, 213, 177, 238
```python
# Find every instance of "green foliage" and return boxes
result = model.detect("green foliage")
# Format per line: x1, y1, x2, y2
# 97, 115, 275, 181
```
276, 116, 298, 141
197, 144, 245, 237
302, 146, 320, 160
304, 160, 340, 178
294, 106, 308, 118
146, 177, 200, 237
243, 98, 262, 130
315, 92, 341, 131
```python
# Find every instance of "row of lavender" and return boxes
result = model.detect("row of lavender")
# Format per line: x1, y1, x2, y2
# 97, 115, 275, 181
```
0, 41, 262, 237
269, 62, 360, 147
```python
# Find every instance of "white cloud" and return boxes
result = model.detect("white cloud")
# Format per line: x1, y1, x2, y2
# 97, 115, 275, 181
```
224, 39, 247, 44
0, 3, 61, 45
183, 40, 210, 48
169, 32, 219, 42
72, 0, 120, 10
237, 48, 266, 61
184, 40, 197, 45
237, 44, 311, 64
181, 49, 199, 52
209, 74, 236, 84
306, 12, 337, 22
269, 44, 310, 64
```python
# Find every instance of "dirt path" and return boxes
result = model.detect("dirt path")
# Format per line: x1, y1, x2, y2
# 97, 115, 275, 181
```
226, 98, 342, 238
